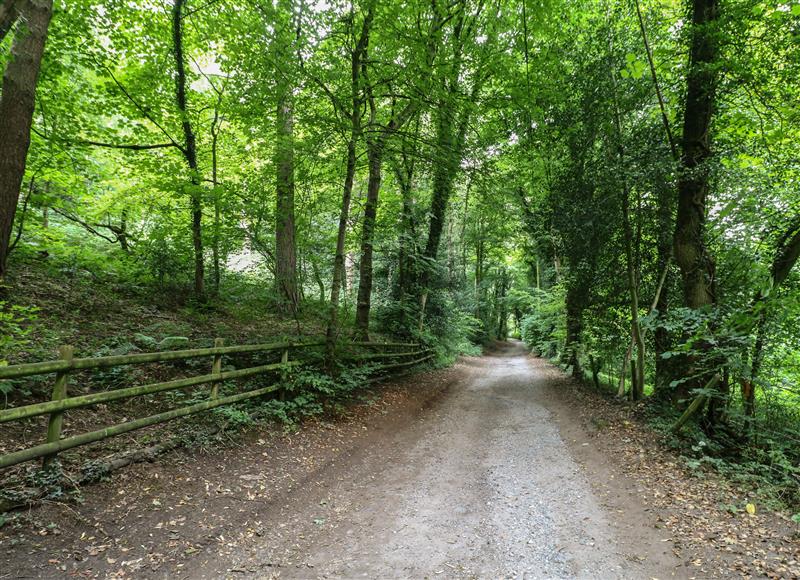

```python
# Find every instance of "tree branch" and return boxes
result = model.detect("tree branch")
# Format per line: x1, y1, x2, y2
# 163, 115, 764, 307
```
31, 127, 177, 152
90, 54, 185, 153
51, 208, 121, 245
77, 140, 176, 151
633, 0, 679, 162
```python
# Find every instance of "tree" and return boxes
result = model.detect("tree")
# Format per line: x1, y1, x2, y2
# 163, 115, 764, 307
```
273, 0, 300, 314
352, 0, 442, 339
0, 0, 53, 281
325, 0, 373, 353
172, 0, 205, 301
416, 0, 489, 329
670, 0, 720, 413
747, 216, 800, 414
673, 0, 719, 311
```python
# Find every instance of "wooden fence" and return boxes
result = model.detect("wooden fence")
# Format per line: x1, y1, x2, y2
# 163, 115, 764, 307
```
0, 339, 433, 470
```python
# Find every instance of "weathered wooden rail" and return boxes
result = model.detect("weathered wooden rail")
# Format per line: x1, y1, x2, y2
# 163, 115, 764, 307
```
0, 339, 432, 470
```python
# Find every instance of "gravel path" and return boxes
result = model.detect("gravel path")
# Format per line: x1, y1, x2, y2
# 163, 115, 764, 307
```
215, 342, 680, 579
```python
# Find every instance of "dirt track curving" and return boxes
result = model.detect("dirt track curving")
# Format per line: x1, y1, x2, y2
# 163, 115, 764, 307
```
1, 342, 688, 579
207, 341, 684, 579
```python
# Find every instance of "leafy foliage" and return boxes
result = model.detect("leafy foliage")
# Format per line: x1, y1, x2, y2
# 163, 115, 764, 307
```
1, 0, 800, 510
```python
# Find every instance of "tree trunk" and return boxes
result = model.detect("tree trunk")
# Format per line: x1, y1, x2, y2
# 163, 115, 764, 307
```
745, 314, 766, 416
417, 85, 476, 328
673, 0, 718, 311
623, 188, 645, 400
590, 355, 602, 390
326, 136, 357, 354
632, 0, 678, 397
422, 106, 456, 274
275, 86, 298, 314
474, 223, 485, 321
394, 164, 415, 303
172, 0, 204, 301
325, 4, 372, 356
704, 368, 730, 431
0, 0, 22, 43
354, 144, 383, 340
311, 259, 325, 302
654, 180, 675, 397
417, 109, 455, 331
746, 218, 800, 415
446, 213, 455, 282
210, 96, 222, 295
672, 0, 719, 405
118, 209, 129, 252
497, 270, 508, 340
351, 9, 424, 339
353, 102, 418, 338
565, 284, 583, 378
0, 0, 53, 281
609, 63, 645, 400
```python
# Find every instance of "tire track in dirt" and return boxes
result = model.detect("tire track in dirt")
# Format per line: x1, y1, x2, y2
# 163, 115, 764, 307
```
207, 341, 686, 579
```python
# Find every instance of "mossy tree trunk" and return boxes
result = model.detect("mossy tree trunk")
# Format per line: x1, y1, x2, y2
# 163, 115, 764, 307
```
172, 0, 205, 301
672, 0, 719, 409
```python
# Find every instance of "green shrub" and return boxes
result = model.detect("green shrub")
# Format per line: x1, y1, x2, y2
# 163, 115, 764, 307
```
0, 302, 40, 400
0, 301, 39, 364
520, 285, 565, 358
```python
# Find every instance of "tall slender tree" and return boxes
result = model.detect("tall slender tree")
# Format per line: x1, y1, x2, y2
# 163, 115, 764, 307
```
325, 1, 373, 354
353, 2, 443, 339
274, 0, 300, 314
671, 0, 720, 410
172, 0, 205, 300
417, 0, 488, 329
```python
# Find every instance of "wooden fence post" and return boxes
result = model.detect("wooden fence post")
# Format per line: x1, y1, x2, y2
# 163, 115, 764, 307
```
210, 338, 224, 399
43, 345, 74, 468
279, 348, 289, 401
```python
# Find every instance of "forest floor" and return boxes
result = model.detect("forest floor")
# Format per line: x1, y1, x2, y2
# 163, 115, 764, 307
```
1, 255, 330, 369
0, 255, 344, 484
1, 342, 799, 579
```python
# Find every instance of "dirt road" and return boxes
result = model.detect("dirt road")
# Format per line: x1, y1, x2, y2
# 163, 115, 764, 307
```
202, 341, 683, 579
1, 342, 686, 579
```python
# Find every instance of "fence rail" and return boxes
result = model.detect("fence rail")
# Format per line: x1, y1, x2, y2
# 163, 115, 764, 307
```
0, 340, 327, 380
0, 338, 430, 470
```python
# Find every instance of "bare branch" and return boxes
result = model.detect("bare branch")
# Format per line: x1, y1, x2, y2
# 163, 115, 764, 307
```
51, 207, 120, 244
